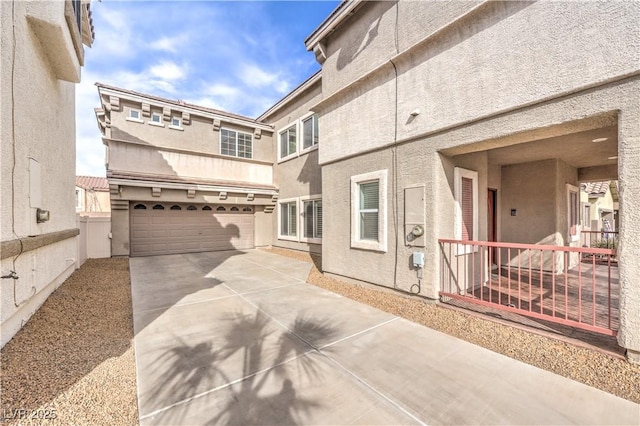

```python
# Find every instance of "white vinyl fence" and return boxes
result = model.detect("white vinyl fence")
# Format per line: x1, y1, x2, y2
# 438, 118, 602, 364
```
77, 214, 111, 267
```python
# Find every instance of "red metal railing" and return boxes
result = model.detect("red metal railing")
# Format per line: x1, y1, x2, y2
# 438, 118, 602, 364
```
438, 239, 618, 336
581, 230, 618, 250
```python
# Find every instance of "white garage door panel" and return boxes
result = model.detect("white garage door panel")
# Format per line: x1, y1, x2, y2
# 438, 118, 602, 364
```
130, 204, 255, 256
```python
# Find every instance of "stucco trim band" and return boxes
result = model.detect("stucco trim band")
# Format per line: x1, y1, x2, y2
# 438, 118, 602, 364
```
1, 229, 80, 260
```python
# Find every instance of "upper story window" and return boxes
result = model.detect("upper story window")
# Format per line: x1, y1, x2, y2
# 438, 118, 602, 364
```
302, 114, 319, 150
127, 109, 143, 122
279, 124, 297, 159
150, 113, 163, 126
220, 128, 252, 159
351, 170, 388, 252
170, 117, 182, 129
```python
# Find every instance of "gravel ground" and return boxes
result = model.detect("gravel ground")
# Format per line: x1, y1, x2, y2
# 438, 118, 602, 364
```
263, 247, 640, 404
1, 258, 138, 425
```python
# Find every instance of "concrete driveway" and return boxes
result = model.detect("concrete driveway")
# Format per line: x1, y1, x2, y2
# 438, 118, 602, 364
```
130, 250, 639, 425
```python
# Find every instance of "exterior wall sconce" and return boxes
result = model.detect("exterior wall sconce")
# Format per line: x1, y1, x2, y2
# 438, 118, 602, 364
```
36, 208, 50, 223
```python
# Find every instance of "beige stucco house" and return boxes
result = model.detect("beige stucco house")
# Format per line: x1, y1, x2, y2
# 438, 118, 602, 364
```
95, 1, 639, 362
1, 0, 94, 347
76, 175, 111, 216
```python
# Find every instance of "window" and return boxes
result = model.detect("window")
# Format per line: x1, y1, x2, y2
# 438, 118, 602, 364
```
351, 170, 387, 252
567, 184, 579, 241
230, 206, 239, 212
171, 117, 182, 128
133, 204, 147, 210
302, 114, 319, 150
454, 167, 478, 253
303, 199, 322, 241
187, 205, 197, 210
221, 129, 252, 159
170, 205, 181, 210
243, 207, 252, 212
150, 113, 163, 126
279, 200, 297, 239
202, 205, 212, 211
127, 109, 142, 122
279, 124, 297, 159
584, 204, 591, 225
152, 204, 165, 210
216, 206, 226, 211
75, 189, 83, 210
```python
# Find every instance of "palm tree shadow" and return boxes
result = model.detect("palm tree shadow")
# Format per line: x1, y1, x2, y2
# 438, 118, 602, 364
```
144, 309, 341, 424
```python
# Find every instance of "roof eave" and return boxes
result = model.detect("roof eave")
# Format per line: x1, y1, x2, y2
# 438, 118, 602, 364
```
304, 0, 363, 51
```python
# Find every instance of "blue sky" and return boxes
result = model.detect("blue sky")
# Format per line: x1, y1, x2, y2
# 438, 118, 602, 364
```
76, 0, 340, 177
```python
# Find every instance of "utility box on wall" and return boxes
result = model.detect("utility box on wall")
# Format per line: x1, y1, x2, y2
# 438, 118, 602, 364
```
405, 185, 425, 247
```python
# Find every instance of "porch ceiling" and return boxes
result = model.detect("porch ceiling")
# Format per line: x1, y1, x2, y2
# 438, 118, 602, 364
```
487, 126, 618, 170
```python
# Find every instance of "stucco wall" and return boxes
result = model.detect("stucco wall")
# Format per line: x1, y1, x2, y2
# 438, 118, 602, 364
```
108, 141, 273, 186
317, 1, 640, 165
1, 1, 83, 347
501, 160, 558, 246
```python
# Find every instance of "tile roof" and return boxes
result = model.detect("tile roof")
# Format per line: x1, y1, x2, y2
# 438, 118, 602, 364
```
95, 83, 266, 125
76, 176, 109, 191
582, 181, 611, 196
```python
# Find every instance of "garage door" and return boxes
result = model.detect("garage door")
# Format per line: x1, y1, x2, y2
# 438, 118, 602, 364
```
130, 203, 255, 256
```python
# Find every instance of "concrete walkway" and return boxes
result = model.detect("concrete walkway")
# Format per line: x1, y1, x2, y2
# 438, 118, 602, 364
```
130, 250, 639, 425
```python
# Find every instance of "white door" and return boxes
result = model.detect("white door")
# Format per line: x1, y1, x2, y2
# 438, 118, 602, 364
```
130, 203, 254, 256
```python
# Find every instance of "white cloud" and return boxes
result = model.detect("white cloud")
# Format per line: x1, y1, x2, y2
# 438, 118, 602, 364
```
205, 84, 240, 97
149, 61, 188, 81
239, 64, 279, 88
149, 33, 190, 53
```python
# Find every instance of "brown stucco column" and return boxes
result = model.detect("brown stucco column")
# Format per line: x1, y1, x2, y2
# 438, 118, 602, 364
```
617, 110, 640, 363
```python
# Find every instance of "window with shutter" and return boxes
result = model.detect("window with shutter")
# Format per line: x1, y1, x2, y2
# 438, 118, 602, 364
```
279, 200, 297, 239
454, 167, 478, 252
359, 181, 379, 241
350, 170, 388, 252
302, 198, 322, 240
566, 184, 579, 241
461, 177, 474, 241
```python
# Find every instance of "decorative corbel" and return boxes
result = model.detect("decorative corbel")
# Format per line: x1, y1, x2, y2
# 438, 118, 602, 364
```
253, 128, 261, 140
247, 193, 255, 201
163, 107, 171, 122
313, 42, 327, 64
187, 189, 196, 198
219, 191, 227, 200
142, 103, 151, 117
213, 118, 221, 131
152, 187, 161, 197
182, 111, 191, 125
109, 96, 120, 112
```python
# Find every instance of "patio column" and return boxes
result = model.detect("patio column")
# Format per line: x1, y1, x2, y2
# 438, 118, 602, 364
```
617, 110, 640, 364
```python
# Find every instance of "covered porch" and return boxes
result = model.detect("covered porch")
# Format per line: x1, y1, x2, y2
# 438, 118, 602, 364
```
437, 114, 620, 343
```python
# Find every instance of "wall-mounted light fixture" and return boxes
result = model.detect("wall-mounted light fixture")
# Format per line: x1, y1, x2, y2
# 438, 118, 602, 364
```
36, 208, 50, 223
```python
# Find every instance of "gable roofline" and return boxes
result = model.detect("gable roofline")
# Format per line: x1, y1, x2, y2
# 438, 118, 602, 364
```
256, 71, 322, 122
95, 83, 274, 131
304, 0, 363, 51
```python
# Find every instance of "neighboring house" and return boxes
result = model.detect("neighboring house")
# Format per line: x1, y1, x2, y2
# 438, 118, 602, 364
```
94, 84, 277, 257
76, 175, 111, 216
94, 1, 639, 362
1, 0, 94, 347
580, 181, 619, 232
